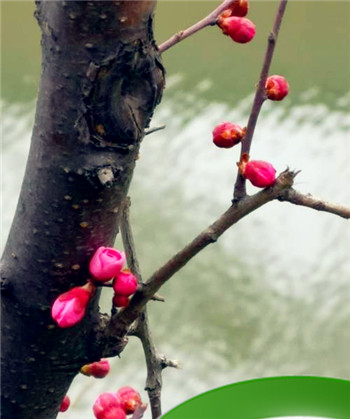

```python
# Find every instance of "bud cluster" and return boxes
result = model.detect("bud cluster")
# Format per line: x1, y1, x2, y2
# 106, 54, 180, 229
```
51, 246, 138, 329
217, 0, 255, 44
211, 2, 290, 189
93, 387, 145, 419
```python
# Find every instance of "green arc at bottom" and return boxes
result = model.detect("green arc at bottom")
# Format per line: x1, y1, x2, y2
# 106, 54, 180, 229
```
161, 376, 350, 419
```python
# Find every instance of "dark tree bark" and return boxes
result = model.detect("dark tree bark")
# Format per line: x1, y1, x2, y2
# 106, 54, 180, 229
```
1, 2, 164, 418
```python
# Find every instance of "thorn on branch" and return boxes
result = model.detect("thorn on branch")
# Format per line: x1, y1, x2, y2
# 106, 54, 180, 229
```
151, 293, 165, 302
159, 355, 181, 370
276, 168, 299, 189
145, 125, 166, 136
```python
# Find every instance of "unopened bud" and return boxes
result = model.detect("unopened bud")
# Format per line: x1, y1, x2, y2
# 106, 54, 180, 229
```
229, 0, 249, 17
59, 395, 70, 412
212, 122, 245, 148
217, 16, 256, 44
51, 282, 95, 328
115, 387, 142, 415
93, 393, 126, 419
265, 75, 289, 101
80, 359, 110, 379
112, 295, 130, 308
89, 247, 125, 283
239, 155, 276, 188
113, 270, 137, 297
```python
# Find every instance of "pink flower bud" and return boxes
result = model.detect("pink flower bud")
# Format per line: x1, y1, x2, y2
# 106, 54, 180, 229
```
80, 359, 110, 379
112, 295, 130, 308
115, 387, 142, 415
93, 393, 125, 419
217, 16, 256, 44
51, 282, 95, 328
229, 0, 249, 17
240, 157, 276, 188
265, 75, 289, 101
212, 122, 245, 148
113, 269, 138, 297
89, 247, 126, 282
59, 395, 70, 412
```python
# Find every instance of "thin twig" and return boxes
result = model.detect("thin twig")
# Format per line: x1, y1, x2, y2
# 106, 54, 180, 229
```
234, 0, 289, 200
119, 198, 178, 419
158, 0, 235, 53
120, 197, 142, 280
279, 189, 350, 219
145, 125, 166, 136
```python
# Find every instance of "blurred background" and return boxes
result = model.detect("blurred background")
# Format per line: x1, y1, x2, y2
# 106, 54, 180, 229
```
1, 1, 350, 418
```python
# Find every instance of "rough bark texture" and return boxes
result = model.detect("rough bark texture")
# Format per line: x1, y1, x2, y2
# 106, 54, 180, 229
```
1, 2, 164, 418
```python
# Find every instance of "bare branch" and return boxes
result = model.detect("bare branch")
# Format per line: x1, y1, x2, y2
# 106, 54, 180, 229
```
134, 312, 179, 419
158, 0, 235, 53
144, 169, 294, 297
104, 171, 349, 357
234, 0, 289, 199
279, 189, 350, 219
118, 198, 178, 419
106, 170, 296, 337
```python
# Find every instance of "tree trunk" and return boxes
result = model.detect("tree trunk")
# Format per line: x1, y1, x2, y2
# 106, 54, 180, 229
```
1, 1, 164, 418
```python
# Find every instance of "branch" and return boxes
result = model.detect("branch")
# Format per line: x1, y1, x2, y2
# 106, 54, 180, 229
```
133, 312, 180, 419
119, 198, 178, 419
279, 189, 350, 219
158, 0, 236, 53
104, 175, 349, 357
105, 170, 296, 339
143, 169, 294, 297
234, 0, 289, 199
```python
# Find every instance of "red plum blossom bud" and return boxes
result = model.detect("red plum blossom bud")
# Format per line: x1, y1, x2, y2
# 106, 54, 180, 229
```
89, 246, 125, 282
59, 395, 70, 412
113, 295, 130, 308
229, 0, 249, 17
239, 156, 276, 188
265, 75, 289, 101
93, 393, 126, 419
113, 269, 138, 297
217, 16, 256, 44
115, 386, 142, 415
51, 282, 95, 328
80, 359, 110, 378
212, 122, 245, 148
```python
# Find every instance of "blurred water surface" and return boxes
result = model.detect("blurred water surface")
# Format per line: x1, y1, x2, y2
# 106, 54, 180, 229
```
1, 1, 350, 418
